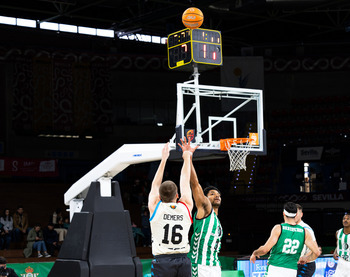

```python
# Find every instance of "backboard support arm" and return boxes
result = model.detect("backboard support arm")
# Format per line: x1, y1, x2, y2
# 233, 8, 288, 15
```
65, 143, 170, 218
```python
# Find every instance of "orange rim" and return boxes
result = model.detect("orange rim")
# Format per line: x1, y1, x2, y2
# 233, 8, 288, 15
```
220, 138, 254, 151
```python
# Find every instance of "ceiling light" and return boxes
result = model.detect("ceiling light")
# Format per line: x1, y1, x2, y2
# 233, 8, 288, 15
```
17, 18, 36, 28
97, 29, 114, 38
78, 26, 96, 36
0, 16, 16, 25
40, 22, 59, 31
59, 23, 77, 33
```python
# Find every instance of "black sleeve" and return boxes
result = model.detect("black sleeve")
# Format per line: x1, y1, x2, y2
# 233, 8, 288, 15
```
8, 268, 19, 277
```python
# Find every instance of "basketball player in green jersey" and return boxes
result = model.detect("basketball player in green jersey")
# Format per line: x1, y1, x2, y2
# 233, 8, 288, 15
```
186, 144, 223, 277
250, 202, 321, 277
333, 212, 350, 277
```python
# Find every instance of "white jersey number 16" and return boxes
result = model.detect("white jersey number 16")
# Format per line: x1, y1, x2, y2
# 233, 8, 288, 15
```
162, 224, 183, 245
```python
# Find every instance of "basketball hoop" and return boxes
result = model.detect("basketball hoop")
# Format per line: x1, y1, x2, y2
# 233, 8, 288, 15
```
220, 138, 254, 171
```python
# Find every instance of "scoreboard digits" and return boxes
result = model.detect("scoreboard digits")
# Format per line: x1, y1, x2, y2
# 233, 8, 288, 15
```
167, 28, 222, 69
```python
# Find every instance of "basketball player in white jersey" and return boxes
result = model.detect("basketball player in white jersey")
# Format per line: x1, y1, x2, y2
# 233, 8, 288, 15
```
148, 139, 194, 277
295, 204, 320, 277
333, 212, 350, 277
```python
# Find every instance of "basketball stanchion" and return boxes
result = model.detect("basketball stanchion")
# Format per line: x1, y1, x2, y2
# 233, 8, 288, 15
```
220, 138, 254, 171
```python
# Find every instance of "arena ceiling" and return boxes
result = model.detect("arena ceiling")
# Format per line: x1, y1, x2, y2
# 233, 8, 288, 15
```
2, 0, 350, 54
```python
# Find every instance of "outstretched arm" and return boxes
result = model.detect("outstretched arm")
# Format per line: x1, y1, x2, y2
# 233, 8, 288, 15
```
178, 138, 195, 212
190, 160, 211, 218
178, 139, 211, 218
250, 224, 281, 263
148, 143, 169, 214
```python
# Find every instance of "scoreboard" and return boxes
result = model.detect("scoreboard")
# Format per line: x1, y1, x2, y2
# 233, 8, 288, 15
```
167, 28, 222, 69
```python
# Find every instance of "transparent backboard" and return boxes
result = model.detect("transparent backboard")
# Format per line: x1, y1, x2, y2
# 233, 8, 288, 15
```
169, 81, 266, 157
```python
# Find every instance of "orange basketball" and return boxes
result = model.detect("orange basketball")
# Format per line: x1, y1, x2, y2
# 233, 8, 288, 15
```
182, 7, 203, 29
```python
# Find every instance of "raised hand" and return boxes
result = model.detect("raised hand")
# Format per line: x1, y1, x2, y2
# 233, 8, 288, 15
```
178, 137, 199, 154
162, 142, 170, 161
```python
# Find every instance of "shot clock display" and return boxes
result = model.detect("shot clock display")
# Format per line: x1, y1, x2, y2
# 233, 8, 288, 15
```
167, 28, 222, 69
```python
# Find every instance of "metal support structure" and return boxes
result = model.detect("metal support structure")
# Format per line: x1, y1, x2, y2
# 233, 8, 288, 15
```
193, 64, 203, 143
65, 143, 169, 218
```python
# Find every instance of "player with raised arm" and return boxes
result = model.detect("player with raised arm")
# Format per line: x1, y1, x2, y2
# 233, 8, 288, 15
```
186, 144, 223, 277
148, 140, 193, 277
250, 202, 321, 277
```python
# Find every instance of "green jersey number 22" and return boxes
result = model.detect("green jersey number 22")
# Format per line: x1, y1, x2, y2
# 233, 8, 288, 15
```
282, 238, 300, 254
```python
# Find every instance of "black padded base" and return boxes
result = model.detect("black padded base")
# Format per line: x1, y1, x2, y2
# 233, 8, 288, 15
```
49, 260, 89, 277
48, 181, 142, 277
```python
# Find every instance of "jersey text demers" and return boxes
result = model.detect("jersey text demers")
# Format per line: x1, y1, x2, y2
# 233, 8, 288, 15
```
163, 214, 183, 221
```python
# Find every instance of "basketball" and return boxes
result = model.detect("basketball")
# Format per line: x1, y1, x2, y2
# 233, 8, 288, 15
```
182, 7, 203, 29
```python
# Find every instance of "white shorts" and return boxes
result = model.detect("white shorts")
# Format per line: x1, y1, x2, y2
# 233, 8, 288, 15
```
333, 257, 350, 277
265, 264, 297, 277
192, 263, 221, 277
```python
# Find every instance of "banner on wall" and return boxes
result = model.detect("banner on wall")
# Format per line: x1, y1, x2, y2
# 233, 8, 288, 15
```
10, 260, 152, 277
236, 255, 338, 277
0, 158, 58, 177
297, 146, 323, 161
11, 50, 113, 135
10, 262, 54, 277
233, 191, 349, 203
9, 259, 237, 277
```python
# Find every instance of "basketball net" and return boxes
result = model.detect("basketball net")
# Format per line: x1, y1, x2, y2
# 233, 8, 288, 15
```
225, 139, 253, 171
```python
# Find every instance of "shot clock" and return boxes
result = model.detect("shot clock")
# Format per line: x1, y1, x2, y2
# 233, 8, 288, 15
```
167, 28, 222, 70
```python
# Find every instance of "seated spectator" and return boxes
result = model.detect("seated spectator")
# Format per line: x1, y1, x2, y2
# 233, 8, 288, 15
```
63, 217, 70, 229
12, 205, 29, 242
43, 223, 60, 256
141, 209, 151, 247
131, 222, 144, 246
0, 222, 5, 250
0, 209, 13, 250
52, 208, 67, 242
0, 256, 19, 277
23, 223, 51, 258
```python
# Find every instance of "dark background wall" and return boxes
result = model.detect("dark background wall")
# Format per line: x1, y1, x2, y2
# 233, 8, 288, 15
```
0, 23, 349, 255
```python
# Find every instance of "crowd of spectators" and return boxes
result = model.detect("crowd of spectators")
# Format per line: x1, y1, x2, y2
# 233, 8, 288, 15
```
0, 205, 69, 258
1, 169, 223, 254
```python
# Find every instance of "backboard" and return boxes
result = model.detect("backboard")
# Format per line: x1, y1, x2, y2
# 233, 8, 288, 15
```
169, 80, 266, 157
